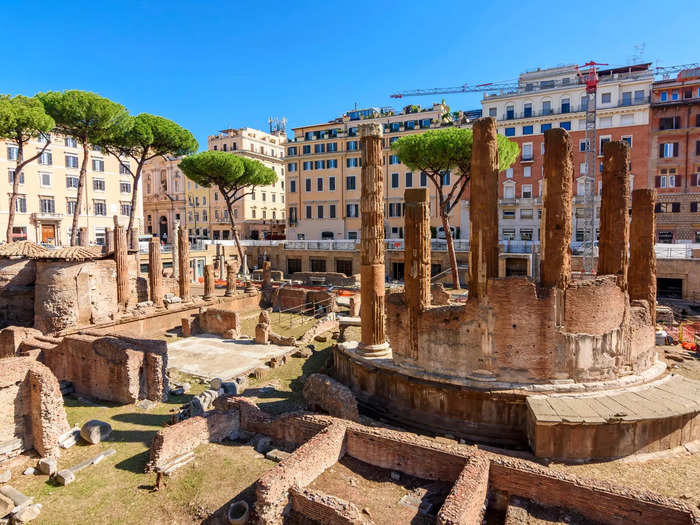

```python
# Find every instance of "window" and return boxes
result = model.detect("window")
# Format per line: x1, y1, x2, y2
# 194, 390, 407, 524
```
581, 96, 589, 111
672, 91, 679, 101
7, 146, 18, 160
659, 143, 679, 158
634, 90, 645, 103
13, 196, 26, 213
520, 229, 533, 241
523, 103, 532, 118
346, 157, 360, 168
405, 172, 413, 187
8, 170, 24, 184
329, 204, 337, 218
64, 137, 77, 148
347, 140, 358, 151
601, 92, 612, 104
504, 127, 515, 137
329, 176, 336, 191
305, 178, 311, 192
388, 202, 404, 217
93, 178, 105, 191
120, 202, 131, 216
691, 202, 698, 213
579, 139, 588, 153
119, 162, 130, 175
66, 175, 79, 188
314, 160, 325, 170
39, 151, 52, 165
420, 172, 427, 187
502, 228, 516, 240
506, 105, 515, 119
505, 168, 513, 179
520, 208, 533, 219
314, 143, 325, 154
40, 172, 51, 186
305, 206, 312, 219
346, 176, 356, 190
290, 179, 297, 193
11, 226, 27, 241
540, 123, 552, 133
621, 91, 632, 106
560, 121, 571, 131
523, 166, 531, 178
317, 177, 323, 191
65, 154, 79, 168
346, 203, 359, 217
658, 231, 673, 243
503, 183, 515, 199
40, 197, 55, 213
391, 172, 399, 188
389, 155, 400, 165
621, 136, 633, 148
327, 159, 338, 168
311, 259, 326, 272
120, 181, 131, 193
561, 98, 570, 113
522, 125, 533, 135
542, 101, 551, 115
287, 146, 297, 156
599, 116, 612, 128
441, 171, 450, 185
489, 107, 497, 117
288, 162, 297, 172
303, 161, 312, 170
303, 145, 311, 155
659, 117, 681, 130
92, 158, 104, 172
660, 91, 668, 102
697, 140, 700, 156
327, 142, 338, 152
522, 143, 533, 161
522, 184, 532, 198
317, 205, 324, 219
600, 136, 611, 153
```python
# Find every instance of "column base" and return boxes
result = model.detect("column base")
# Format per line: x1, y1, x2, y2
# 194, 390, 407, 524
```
357, 341, 392, 358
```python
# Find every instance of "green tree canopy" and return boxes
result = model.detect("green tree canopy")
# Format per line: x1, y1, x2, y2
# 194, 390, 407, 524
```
0, 95, 56, 242
179, 151, 277, 261
38, 91, 130, 245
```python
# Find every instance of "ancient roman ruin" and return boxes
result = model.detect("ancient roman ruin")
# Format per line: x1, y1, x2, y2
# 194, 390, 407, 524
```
1, 117, 700, 524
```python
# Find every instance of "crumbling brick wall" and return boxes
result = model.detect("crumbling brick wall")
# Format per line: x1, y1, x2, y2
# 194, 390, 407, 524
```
41, 333, 168, 403
277, 287, 308, 312
0, 258, 35, 329
147, 409, 239, 472
0, 357, 70, 460
303, 374, 359, 422
289, 487, 372, 525
0, 326, 42, 358
198, 307, 240, 337
437, 454, 490, 525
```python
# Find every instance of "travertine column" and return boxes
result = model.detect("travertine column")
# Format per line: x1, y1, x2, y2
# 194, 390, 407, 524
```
172, 220, 180, 280
78, 227, 88, 247
105, 228, 114, 253
540, 128, 573, 289
404, 188, 431, 360
629, 189, 657, 324
262, 260, 272, 289
203, 264, 215, 301
469, 117, 500, 301
178, 226, 190, 301
114, 225, 129, 309
148, 236, 163, 307
358, 122, 390, 357
225, 262, 237, 297
597, 141, 630, 289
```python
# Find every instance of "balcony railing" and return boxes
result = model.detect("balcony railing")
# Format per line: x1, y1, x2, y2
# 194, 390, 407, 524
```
285, 240, 357, 251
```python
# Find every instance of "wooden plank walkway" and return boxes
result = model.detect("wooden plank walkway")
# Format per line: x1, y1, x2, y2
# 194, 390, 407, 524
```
528, 375, 700, 425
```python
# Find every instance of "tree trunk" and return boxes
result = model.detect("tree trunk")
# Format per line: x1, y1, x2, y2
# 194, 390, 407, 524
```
441, 211, 460, 290
70, 138, 89, 246
222, 193, 244, 263
6, 139, 51, 243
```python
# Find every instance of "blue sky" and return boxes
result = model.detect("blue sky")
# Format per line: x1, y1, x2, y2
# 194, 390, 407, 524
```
4, 0, 698, 149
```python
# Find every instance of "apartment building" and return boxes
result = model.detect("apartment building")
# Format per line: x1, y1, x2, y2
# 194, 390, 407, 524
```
142, 155, 186, 243
185, 175, 211, 242
649, 68, 700, 242
208, 127, 286, 240
285, 103, 468, 242
463, 64, 653, 244
0, 133, 143, 245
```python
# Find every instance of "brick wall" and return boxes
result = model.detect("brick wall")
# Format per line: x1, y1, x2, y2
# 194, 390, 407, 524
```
290, 487, 371, 525
437, 454, 490, 525
0, 258, 35, 329
198, 307, 240, 337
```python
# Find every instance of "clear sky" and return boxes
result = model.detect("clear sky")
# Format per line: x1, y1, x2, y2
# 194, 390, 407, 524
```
4, 0, 698, 149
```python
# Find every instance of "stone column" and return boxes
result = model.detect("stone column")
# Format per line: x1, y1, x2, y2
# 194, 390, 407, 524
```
148, 236, 163, 307
629, 189, 657, 325
597, 141, 630, 289
78, 227, 88, 247
225, 262, 237, 297
469, 117, 500, 301
105, 228, 114, 253
178, 226, 190, 301
540, 128, 573, 289
172, 220, 180, 280
404, 188, 431, 360
358, 122, 390, 357
203, 264, 215, 301
262, 260, 272, 289
114, 225, 129, 309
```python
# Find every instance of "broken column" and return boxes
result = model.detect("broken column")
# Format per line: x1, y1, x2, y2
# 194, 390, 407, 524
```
178, 226, 190, 301
105, 227, 114, 253
629, 189, 657, 324
358, 122, 390, 358
172, 220, 180, 280
404, 188, 431, 360
540, 128, 573, 289
203, 264, 215, 301
114, 225, 129, 309
469, 117, 500, 301
262, 260, 273, 289
597, 141, 630, 289
78, 227, 89, 247
148, 236, 163, 307
225, 261, 239, 297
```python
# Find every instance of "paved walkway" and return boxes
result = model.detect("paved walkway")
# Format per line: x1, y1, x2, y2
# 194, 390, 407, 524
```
528, 374, 700, 424
167, 334, 290, 380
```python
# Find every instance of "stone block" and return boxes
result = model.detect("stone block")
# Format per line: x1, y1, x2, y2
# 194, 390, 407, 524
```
80, 420, 113, 445
0, 470, 9, 484
0, 494, 13, 517
181, 318, 191, 337
37, 458, 57, 476
265, 449, 291, 462
255, 323, 269, 344
253, 435, 272, 454
12, 503, 41, 522
252, 367, 268, 380
55, 469, 75, 486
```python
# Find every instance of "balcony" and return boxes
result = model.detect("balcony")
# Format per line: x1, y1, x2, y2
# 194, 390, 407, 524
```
31, 212, 63, 222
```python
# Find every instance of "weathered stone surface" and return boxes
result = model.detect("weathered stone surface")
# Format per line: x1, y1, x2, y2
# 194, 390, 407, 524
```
430, 283, 450, 305
178, 226, 190, 301
37, 457, 57, 476
349, 295, 361, 317
203, 264, 215, 300
469, 117, 499, 301
181, 317, 191, 337
12, 503, 41, 522
55, 469, 75, 486
540, 128, 573, 289
80, 420, 112, 445
598, 141, 630, 288
255, 323, 269, 344
405, 188, 431, 361
148, 237, 163, 307
0, 493, 12, 516
629, 189, 657, 325
198, 307, 240, 338
0, 470, 10, 483
225, 261, 239, 297
0, 259, 35, 329
303, 373, 359, 421
253, 435, 272, 454
269, 332, 296, 346
114, 225, 129, 309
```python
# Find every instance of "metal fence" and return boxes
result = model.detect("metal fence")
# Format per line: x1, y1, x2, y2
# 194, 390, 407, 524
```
272, 294, 335, 332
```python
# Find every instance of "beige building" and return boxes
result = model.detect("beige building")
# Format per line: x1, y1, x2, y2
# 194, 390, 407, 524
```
143, 155, 186, 243
285, 103, 471, 242
0, 133, 143, 245
208, 127, 286, 240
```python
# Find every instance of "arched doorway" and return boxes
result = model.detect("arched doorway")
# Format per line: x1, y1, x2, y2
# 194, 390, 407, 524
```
159, 216, 168, 242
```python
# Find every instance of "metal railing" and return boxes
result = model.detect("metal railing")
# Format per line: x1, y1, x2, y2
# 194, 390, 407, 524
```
273, 295, 335, 331
284, 240, 357, 251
